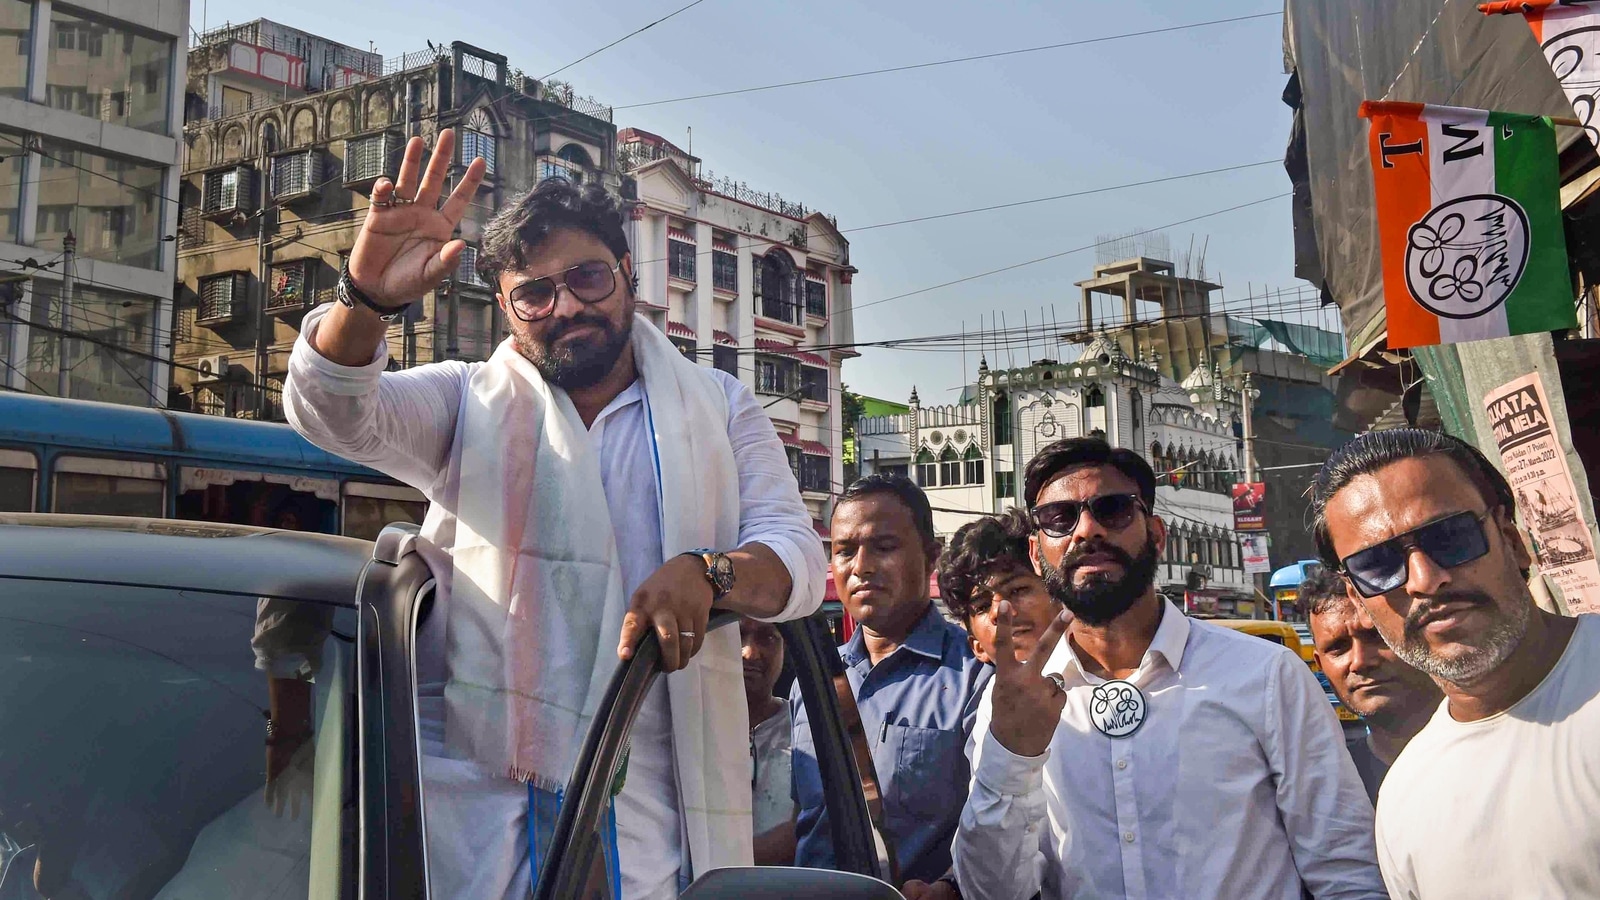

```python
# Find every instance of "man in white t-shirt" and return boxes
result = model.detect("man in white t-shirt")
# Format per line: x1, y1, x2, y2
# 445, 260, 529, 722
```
1312, 428, 1599, 899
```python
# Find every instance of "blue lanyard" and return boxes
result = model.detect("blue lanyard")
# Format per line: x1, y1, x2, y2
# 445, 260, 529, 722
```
528, 783, 622, 896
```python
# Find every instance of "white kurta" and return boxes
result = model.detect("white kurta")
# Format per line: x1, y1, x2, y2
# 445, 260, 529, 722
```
284, 307, 826, 898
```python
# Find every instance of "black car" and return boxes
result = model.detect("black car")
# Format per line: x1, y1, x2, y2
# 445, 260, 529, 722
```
0, 515, 901, 900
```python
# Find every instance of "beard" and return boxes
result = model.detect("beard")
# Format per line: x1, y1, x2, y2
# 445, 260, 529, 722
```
1039, 534, 1160, 626
1378, 588, 1529, 686
513, 311, 633, 390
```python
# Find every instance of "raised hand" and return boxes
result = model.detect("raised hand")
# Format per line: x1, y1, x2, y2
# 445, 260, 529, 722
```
988, 600, 1074, 758
348, 128, 488, 308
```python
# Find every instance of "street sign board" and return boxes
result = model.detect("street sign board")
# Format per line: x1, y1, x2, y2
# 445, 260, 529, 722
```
1231, 482, 1267, 531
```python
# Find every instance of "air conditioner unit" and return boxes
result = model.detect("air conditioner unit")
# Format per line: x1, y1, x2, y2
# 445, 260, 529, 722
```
195, 354, 231, 383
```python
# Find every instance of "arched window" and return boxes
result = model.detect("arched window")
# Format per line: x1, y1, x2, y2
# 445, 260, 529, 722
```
962, 444, 984, 486
557, 143, 594, 168
461, 107, 497, 175
756, 251, 800, 325
992, 392, 1012, 444
1150, 441, 1164, 477
915, 448, 936, 487
1085, 385, 1106, 434
939, 444, 961, 486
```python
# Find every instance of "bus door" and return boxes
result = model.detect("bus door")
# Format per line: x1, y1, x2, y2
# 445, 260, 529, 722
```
176, 467, 340, 532
51, 457, 166, 517
0, 449, 39, 512
341, 481, 427, 541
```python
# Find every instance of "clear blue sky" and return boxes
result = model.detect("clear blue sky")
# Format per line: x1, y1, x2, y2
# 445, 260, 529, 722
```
191, 0, 1307, 404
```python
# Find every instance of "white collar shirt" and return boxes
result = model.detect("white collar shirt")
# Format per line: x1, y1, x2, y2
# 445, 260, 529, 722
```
953, 600, 1385, 900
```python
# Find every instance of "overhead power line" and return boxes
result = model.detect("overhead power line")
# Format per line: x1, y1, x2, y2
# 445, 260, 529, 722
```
542, 0, 711, 79
612, 11, 1282, 110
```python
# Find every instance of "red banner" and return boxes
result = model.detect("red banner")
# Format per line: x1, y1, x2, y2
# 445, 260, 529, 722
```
1232, 482, 1266, 531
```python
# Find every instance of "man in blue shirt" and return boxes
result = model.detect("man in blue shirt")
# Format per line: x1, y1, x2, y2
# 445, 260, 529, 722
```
791, 474, 991, 889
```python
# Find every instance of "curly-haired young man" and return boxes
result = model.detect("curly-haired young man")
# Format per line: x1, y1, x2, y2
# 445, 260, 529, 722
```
283, 132, 825, 898
938, 508, 1058, 666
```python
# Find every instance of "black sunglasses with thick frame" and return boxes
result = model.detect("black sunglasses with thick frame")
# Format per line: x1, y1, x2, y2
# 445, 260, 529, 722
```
1031, 493, 1149, 539
503, 259, 626, 322
1337, 509, 1494, 598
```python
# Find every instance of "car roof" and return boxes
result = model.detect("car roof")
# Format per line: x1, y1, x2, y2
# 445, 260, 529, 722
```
0, 514, 375, 606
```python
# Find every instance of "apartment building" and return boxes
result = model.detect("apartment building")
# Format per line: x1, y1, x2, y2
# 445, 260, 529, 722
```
174, 22, 616, 418
0, 0, 186, 405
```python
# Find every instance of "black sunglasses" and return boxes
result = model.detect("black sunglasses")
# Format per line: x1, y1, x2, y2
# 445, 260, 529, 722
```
1338, 510, 1492, 598
1031, 493, 1147, 539
504, 260, 624, 322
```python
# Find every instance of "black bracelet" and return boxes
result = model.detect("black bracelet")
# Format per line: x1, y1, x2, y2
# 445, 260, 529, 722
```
936, 873, 962, 899
337, 259, 411, 322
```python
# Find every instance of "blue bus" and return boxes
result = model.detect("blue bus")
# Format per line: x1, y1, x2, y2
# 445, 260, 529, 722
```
0, 392, 427, 539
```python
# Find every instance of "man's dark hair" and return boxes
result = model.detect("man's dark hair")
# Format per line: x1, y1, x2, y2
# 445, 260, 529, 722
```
938, 508, 1034, 626
1309, 429, 1515, 569
836, 474, 937, 551
1023, 436, 1157, 509
477, 178, 636, 289
1300, 566, 1351, 618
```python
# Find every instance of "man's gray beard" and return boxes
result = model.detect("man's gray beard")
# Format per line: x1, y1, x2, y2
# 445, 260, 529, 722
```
1381, 594, 1530, 686
512, 315, 632, 390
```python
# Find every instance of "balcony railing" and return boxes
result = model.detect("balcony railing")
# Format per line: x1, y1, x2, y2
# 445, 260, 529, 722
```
536, 79, 613, 123
698, 170, 836, 227
760, 297, 802, 326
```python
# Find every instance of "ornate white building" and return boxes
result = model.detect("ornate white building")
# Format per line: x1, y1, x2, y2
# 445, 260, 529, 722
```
858, 334, 1253, 606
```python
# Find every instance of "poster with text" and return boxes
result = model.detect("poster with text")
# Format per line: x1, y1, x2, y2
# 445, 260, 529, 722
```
1240, 533, 1272, 575
1231, 482, 1267, 531
1484, 371, 1600, 613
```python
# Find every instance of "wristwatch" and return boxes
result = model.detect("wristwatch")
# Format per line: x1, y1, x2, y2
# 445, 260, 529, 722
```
683, 549, 735, 601
336, 258, 411, 322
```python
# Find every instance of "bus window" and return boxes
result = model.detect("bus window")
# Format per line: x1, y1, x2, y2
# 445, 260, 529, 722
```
175, 468, 339, 533
52, 457, 165, 517
342, 481, 427, 540
0, 449, 39, 512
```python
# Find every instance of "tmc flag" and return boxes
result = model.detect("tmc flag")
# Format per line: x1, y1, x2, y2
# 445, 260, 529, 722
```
1359, 101, 1577, 349
1481, 0, 1600, 146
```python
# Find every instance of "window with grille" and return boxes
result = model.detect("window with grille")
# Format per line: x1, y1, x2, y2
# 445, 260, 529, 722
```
197, 273, 245, 322
800, 454, 830, 493
805, 279, 826, 317
712, 345, 737, 376
267, 260, 313, 311
345, 133, 399, 184
457, 246, 489, 288
668, 239, 696, 282
755, 356, 797, 397
800, 365, 828, 403
461, 109, 496, 175
202, 167, 256, 215
271, 150, 322, 199
712, 251, 738, 292
785, 447, 803, 485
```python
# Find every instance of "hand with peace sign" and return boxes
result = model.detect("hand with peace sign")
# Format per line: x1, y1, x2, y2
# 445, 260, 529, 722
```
348, 128, 488, 307
987, 600, 1075, 758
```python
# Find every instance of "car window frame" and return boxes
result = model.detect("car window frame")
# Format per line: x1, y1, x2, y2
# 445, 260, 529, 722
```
530, 612, 888, 899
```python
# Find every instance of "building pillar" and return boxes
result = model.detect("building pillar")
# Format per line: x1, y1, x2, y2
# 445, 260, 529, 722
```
693, 220, 713, 365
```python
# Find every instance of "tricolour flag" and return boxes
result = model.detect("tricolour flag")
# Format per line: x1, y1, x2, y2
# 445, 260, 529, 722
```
1481, 0, 1600, 146
1359, 101, 1577, 348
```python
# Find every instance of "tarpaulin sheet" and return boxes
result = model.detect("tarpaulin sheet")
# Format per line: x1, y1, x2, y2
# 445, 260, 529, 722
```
1282, 0, 1578, 353
1258, 318, 1344, 367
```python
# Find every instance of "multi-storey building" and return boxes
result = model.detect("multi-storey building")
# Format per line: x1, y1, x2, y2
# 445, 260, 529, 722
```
0, 0, 187, 405
619, 127, 856, 530
173, 23, 616, 418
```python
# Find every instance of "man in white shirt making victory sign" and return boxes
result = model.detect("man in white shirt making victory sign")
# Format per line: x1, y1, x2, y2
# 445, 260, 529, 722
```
952, 436, 1384, 900
283, 130, 826, 898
